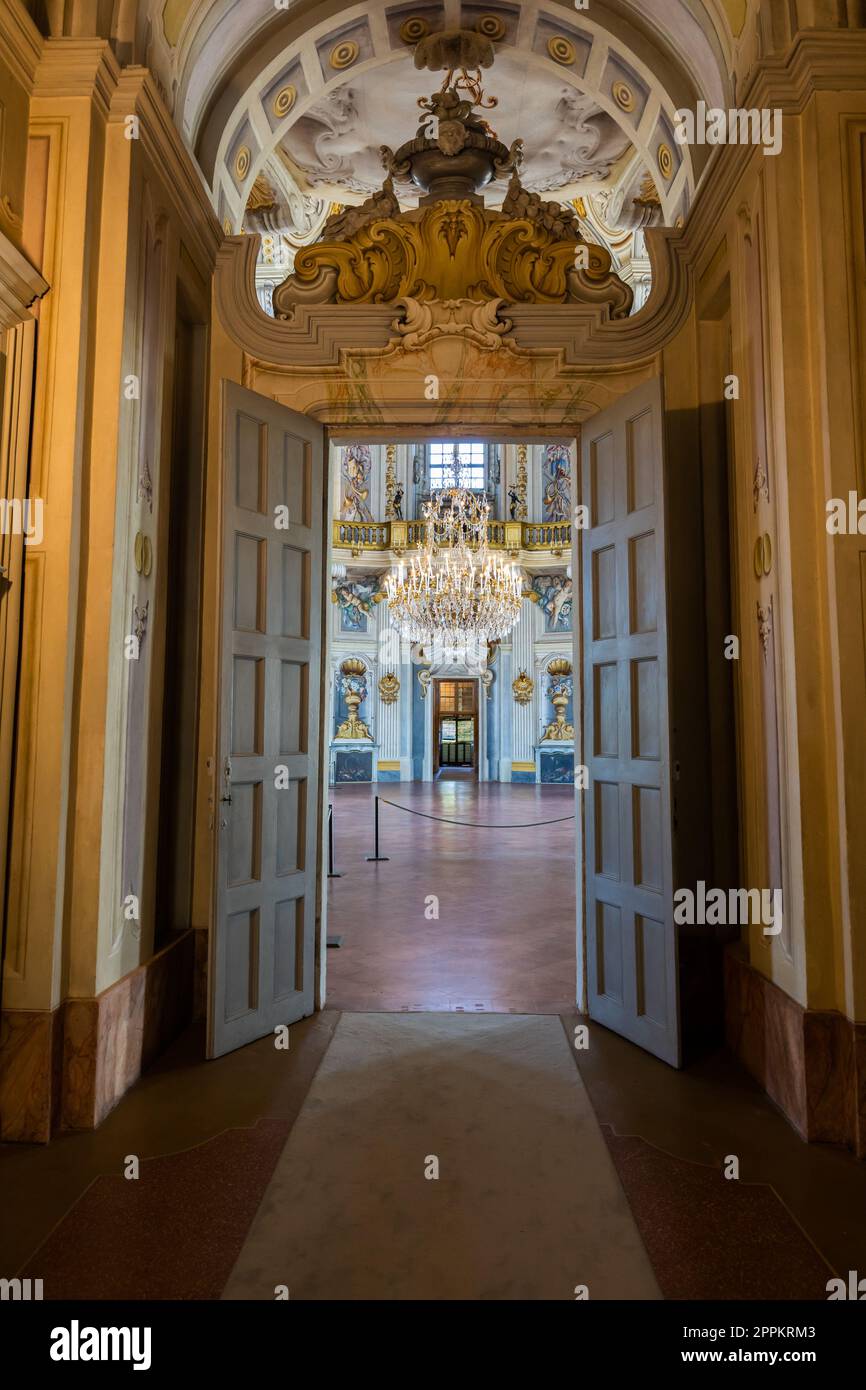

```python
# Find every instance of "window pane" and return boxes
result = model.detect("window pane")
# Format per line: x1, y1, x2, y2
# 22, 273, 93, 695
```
429, 443, 486, 491
441, 719, 457, 742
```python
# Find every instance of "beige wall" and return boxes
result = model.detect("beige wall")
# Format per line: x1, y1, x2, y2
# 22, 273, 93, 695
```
660, 50, 866, 1036
1, 0, 865, 1141
3, 34, 220, 1026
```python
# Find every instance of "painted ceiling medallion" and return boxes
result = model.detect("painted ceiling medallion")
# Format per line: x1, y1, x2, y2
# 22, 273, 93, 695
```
400, 15, 430, 44
547, 35, 576, 66
272, 84, 297, 118
476, 14, 506, 41
330, 39, 359, 71
658, 142, 674, 180
234, 145, 251, 180
272, 49, 633, 320
612, 80, 636, 112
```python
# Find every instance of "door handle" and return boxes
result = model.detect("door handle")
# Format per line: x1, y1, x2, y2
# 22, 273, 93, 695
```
220, 757, 232, 805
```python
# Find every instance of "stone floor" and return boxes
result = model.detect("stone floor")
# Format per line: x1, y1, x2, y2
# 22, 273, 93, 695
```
325, 782, 577, 1012
3, 780, 865, 1300
4, 1010, 863, 1300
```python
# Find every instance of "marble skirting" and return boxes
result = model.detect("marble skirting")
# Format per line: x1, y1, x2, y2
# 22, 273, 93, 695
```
0, 929, 195, 1143
725, 945, 866, 1157
193, 926, 209, 1021
0, 1002, 64, 1143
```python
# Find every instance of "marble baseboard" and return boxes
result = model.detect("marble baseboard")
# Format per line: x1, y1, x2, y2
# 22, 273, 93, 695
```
63, 929, 195, 1130
193, 927, 208, 1021
725, 945, 866, 1157
0, 1004, 64, 1143
0, 929, 195, 1142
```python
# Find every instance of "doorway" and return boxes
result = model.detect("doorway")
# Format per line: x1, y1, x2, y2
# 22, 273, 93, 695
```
322, 431, 578, 1014
209, 381, 737, 1069
434, 679, 477, 779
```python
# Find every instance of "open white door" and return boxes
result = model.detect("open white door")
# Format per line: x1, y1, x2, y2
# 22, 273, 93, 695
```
581, 376, 680, 1066
208, 382, 324, 1059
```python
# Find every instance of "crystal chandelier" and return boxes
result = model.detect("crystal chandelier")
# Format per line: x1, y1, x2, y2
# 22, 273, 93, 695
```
384, 448, 523, 649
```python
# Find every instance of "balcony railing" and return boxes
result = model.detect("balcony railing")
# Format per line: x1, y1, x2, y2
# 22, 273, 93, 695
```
333, 519, 572, 554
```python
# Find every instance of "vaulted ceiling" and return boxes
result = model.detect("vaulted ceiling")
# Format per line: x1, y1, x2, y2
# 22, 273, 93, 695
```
135, 1, 745, 222
34, 1, 754, 300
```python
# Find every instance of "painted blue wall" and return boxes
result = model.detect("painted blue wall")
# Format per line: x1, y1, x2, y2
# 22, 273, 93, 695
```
412, 667, 425, 780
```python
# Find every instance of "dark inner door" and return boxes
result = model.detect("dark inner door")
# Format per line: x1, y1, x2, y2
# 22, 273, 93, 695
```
435, 680, 478, 775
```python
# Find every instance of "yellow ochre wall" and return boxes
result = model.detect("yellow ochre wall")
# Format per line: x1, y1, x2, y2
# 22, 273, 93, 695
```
0, 1, 863, 1154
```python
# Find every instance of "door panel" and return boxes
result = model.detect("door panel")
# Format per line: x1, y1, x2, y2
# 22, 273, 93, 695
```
581, 377, 680, 1066
208, 382, 323, 1058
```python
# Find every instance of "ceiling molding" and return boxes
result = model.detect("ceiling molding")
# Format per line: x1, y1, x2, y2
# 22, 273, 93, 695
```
0, 226, 48, 332
0, 0, 42, 91
112, 67, 223, 269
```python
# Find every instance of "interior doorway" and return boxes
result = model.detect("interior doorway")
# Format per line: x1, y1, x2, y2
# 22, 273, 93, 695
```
434, 679, 478, 779
322, 430, 579, 1014
210, 378, 738, 1067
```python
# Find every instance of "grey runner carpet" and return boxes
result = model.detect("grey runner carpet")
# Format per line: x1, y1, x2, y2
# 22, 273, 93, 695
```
223, 1011, 661, 1300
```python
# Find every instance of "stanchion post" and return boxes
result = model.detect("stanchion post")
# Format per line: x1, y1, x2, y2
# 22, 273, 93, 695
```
365, 793, 390, 862
327, 803, 342, 879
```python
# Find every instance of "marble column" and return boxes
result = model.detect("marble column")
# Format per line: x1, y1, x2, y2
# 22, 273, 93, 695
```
374, 598, 413, 780
511, 598, 538, 780
498, 641, 513, 782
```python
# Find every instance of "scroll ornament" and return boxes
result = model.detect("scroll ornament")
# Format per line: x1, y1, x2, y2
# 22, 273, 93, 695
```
378, 672, 400, 704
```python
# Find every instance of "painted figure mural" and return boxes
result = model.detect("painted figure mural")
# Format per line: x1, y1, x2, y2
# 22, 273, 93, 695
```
529, 572, 573, 632
341, 443, 374, 522
332, 574, 384, 633
542, 443, 571, 523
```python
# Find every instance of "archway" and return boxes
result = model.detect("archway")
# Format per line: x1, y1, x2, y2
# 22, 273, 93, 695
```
200, 32, 726, 1063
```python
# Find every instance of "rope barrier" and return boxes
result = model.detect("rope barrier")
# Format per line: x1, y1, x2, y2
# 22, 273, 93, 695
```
376, 796, 575, 830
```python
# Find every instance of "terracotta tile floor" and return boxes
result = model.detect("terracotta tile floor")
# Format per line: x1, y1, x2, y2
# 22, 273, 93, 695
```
325, 782, 577, 1013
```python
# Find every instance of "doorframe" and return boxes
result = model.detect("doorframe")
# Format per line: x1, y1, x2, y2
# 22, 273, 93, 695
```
432, 678, 479, 778
316, 430, 585, 1012
207, 220, 711, 1050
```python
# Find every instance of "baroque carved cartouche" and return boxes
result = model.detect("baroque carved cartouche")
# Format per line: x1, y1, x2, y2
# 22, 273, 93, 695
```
272, 54, 633, 323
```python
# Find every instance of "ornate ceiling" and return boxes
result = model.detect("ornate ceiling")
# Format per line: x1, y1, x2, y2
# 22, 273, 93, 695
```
128, 1, 753, 308
275, 52, 634, 205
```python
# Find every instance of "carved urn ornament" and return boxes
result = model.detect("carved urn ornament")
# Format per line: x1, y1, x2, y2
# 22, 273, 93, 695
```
542, 658, 574, 741
336, 657, 372, 740
272, 30, 632, 320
